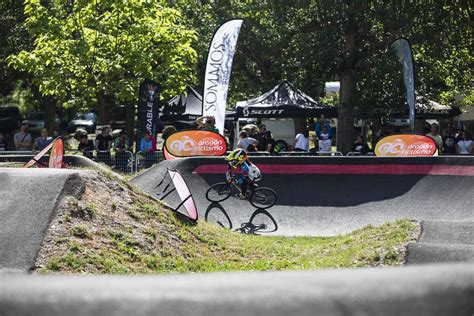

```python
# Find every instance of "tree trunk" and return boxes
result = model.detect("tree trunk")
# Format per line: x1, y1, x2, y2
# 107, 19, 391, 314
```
336, 71, 356, 154
97, 91, 111, 125
125, 101, 135, 151
43, 96, 57, 137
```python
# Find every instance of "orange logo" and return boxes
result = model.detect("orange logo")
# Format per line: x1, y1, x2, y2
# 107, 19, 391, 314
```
375, 134, 437, 157
49, 139, 64, 168
165, 130, 227, 157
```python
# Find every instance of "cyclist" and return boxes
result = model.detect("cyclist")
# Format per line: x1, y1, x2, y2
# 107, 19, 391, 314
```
225, 149, 262, 197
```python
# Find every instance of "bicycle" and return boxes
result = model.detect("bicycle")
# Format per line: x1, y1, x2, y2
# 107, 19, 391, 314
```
205, 178, 277, 209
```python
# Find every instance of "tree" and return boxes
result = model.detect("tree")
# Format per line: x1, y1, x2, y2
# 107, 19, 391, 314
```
8, 0, 198, 135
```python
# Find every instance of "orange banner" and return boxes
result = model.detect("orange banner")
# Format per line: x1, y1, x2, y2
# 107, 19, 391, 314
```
165, 130, 227, 157
375, 134, 437, 157
49, 138, 64, 168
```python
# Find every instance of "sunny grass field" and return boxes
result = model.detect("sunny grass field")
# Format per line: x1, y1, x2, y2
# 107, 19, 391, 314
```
37, 170, 418, 274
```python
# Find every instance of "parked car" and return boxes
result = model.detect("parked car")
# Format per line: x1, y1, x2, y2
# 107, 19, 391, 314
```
0, 106, 21, 134
68, 112, 97, 133
23, 111, 61, 134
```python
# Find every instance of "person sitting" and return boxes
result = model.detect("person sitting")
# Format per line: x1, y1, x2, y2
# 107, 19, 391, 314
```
113, 131, 130, 171
95, 127, 112, 164
294, 130, 309, 152
196, 116, 219, 133
34, 128, 53, 151
352, 135, 370, 155
236, 131, 258, 150
78, 134, 94, 159
225, 149, 261, 198
140, 131, 157, 168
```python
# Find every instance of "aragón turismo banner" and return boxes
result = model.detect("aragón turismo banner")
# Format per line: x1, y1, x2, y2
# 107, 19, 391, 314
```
375, 134, 437, 157
165, 130, 227, 157
49, 138, 64, 168
202, 19, 243, 135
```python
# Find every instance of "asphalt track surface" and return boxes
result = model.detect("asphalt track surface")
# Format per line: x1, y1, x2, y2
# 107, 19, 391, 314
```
131, 156, 474, 264
0, 168, 84, 272
1, 263, 473, 316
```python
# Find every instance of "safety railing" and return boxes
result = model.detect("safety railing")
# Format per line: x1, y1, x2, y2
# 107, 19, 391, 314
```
67, 149, 135, 173
135, 151, 163, 172
0, 151, 34, 155
346, 152, 375, 156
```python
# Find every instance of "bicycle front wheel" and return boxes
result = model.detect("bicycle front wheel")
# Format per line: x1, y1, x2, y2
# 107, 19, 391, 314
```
250, 187, 277, 209
206, 182, 232, 203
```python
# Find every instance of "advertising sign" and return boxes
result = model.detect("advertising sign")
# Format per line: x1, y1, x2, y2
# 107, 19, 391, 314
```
202, 19, 243, 135
137, 79, 161, 147
375, 134, 437, 157
165, 130, 227, 157
49, 138, 64, 168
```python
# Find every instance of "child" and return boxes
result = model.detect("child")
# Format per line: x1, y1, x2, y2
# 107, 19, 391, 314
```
225, 149, 261, 197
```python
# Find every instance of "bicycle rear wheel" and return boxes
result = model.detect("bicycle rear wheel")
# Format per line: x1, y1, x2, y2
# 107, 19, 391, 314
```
249, 187, 277, 209
206, 182, 232, 203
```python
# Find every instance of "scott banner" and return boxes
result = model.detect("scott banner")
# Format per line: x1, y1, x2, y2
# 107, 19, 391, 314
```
375, 134, 437, 157
165, 130, 227, 157
390, 38, 415, 133
203, 19, 243, 135
137, 79, 162, 147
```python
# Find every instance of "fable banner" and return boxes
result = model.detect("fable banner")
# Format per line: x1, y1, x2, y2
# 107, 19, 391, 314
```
202, 19, 243, 135
137, 79, 161, 144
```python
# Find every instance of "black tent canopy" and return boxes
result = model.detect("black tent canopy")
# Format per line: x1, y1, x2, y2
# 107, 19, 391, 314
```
234, 80, 337, 118
375, 96, 461, 119
161, 87, 236, 122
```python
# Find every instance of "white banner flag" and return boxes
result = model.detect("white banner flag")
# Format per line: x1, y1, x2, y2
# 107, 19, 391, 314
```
202, 19, 243, 135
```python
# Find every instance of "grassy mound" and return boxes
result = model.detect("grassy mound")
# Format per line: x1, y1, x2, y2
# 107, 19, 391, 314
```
35, 170, 418, 274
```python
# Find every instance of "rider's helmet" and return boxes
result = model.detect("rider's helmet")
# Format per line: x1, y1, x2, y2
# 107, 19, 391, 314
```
225, 149, 248, 168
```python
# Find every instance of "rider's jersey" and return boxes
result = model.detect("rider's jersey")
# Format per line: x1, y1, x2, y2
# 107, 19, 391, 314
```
227, 160, 261, 184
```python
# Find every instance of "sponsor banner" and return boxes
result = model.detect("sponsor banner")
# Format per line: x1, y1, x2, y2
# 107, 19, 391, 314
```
49, 138, 64, 168
203, 19, 243, 135
375, 134, 436, 157
163, 146, 177, 161
24, 137, 59, 168
137, 79, 161, 146
165, 130, 227, 157
390, 38, 415, 132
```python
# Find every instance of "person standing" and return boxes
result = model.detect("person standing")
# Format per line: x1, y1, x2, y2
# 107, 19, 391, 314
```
140, 131, 157, 168
95, 127, 112, 164
294, 130, 309, 152
78, 134, 95, 159
315, 114, 333, 139
113, 131, 130, 171
14, 125, 32, 151
255, 124, 267, 151
426, 123, 443, 153
352, 135, 370, 155
263, 130, 276, 153
442, 124, 457, 154
34, 128, 53, 151
196, 116, 219, 133
318, 125, 332, 153
236, 131, 258, 151
456, 131, 473, 155
0, 132, 8, 151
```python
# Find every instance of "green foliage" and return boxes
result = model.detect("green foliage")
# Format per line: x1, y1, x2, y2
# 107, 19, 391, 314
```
8, 0, 198, 111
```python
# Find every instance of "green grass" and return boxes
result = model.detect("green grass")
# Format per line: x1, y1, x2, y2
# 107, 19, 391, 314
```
39, 170, 417, 274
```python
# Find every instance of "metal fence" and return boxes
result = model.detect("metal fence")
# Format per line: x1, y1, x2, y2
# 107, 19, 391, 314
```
135, 151, 163, 172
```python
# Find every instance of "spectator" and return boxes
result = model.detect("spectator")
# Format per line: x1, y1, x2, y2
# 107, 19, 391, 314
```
140, 131, 157, 168
294, 130, 309, 152
14, 125, 32, 151
95, 127, 112, 164
196, 116, 219, 133
315, 114, 333, 139
442, 124, 457, 154
255, 124, 267, 151
78, 134, 94, 159
456, 131, 473, 155
0, 132, 8, 151
352, 135, 370, 155
237, 131, 258, 150
34, 128, 53, 151
318, 125, 332, 153
426, 123, 443, 152
263, 130, 276, 153
113, 131, 130, 171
